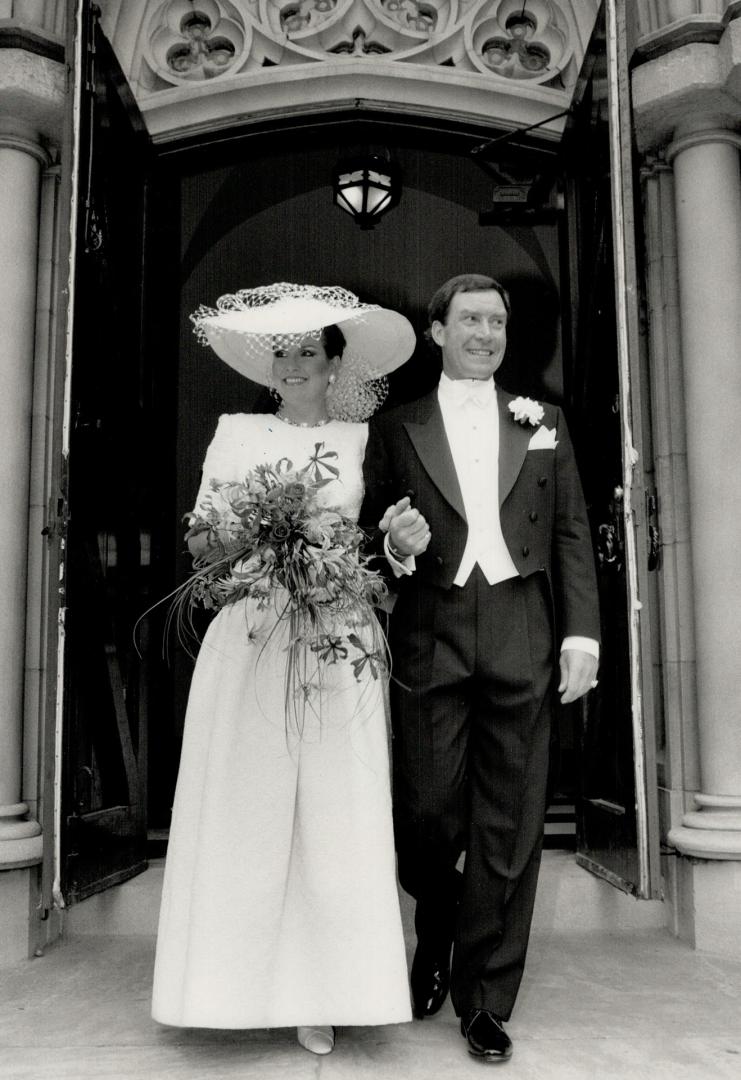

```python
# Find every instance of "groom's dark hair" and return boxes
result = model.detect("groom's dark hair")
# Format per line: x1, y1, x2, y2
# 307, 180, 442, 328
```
427, 273, 511, 328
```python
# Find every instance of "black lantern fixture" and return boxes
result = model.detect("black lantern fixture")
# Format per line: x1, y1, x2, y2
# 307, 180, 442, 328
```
332, 154, 401, 230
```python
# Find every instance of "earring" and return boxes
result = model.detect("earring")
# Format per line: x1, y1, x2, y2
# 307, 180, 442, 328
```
328, 374, 336, 385
270, 386, 281, 402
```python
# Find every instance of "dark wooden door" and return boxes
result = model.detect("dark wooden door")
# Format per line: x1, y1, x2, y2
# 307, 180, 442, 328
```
60, 7, 154, 904
562, 0, 660, 898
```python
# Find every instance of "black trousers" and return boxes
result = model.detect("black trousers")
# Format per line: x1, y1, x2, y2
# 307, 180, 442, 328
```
389, 568, 554, 1021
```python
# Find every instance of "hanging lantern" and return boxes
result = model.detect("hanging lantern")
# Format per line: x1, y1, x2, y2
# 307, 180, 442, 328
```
332, 155, 401, 230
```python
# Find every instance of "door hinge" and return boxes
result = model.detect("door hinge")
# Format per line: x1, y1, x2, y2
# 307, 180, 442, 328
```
646, 492, 660, 571
41, 495, 69, 541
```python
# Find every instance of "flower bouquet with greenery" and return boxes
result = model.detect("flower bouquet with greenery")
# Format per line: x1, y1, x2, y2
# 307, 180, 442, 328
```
166, 443, 389, 688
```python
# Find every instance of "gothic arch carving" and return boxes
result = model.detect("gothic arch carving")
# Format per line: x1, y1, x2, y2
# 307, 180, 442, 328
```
98, 0, 600, 141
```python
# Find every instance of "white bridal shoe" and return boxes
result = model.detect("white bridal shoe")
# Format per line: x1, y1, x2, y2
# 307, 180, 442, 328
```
297, 1025, 336, 1055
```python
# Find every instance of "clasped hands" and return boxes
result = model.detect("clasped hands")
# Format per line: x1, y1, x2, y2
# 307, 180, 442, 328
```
379, 496, 431, 558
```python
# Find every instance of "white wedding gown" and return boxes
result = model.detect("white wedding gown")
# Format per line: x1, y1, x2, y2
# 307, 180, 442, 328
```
151, 413, 411, 1028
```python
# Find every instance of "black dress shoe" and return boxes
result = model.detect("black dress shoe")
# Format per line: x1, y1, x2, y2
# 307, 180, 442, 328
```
461, 1009, 513, 1061
410, 941, 451, 1018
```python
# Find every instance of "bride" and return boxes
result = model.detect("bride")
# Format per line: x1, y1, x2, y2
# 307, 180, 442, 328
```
151, 283, 418, 1055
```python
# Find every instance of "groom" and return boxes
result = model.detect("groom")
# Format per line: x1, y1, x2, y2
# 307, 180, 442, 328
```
361, 274, 600, 1062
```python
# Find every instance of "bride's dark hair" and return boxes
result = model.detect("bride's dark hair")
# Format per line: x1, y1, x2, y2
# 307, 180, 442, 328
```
322, 323, 346, 359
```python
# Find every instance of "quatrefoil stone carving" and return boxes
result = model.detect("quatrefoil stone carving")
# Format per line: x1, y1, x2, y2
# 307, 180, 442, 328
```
469, 0, 570, 81
143, 0, 577, 89
147, 0, 248, 82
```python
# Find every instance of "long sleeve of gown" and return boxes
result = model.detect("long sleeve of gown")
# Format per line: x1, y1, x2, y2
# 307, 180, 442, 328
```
191, 414, 241, 515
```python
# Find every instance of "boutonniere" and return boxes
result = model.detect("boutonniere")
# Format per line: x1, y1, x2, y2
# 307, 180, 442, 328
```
508, 396, 545, 427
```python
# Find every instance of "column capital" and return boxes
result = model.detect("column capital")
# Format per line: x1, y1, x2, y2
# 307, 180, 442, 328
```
667, 124, 741, 164
0, 48, 65, 148
0, 121, 51, 167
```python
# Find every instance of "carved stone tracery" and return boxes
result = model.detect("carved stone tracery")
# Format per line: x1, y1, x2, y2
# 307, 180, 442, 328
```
142, 0, 581, 90
146, 0, 250, 81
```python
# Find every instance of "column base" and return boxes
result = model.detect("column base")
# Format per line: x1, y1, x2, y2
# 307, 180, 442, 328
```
668, 794, 741, 950
670, 857, 741, 954
0, 803, 42, 869
668, 825, 741, 859
671, 804, 741, 856
0, 868, 36, 964
668, 792, 741, 860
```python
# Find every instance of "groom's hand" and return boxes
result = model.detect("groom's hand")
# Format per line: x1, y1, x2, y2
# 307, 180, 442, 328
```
378, 497, 407, 533
383, 496, 431, 557
558, 649, 599, 704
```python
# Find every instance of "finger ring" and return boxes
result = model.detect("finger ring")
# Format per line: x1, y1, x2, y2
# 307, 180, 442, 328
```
590, 679, 599, 689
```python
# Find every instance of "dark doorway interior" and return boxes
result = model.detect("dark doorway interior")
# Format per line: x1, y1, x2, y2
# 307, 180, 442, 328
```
143, 118, 583, 847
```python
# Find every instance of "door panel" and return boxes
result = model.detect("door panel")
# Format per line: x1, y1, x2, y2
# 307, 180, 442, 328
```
563, 0, 660, 897
60, 8, 153, 904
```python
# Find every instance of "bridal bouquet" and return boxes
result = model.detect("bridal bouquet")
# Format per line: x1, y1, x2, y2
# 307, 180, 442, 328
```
167, 444, 388, 682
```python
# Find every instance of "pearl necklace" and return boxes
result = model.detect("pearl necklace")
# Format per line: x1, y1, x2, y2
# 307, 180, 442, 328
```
276, 410, 331, 429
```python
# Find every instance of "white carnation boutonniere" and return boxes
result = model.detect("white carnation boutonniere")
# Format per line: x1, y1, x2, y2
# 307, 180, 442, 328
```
508, 396, 545, 427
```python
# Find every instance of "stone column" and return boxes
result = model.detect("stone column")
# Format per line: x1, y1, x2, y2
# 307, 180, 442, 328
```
0, 119, 48, 871
666, 117, 741, 868
641, 156, 699, 815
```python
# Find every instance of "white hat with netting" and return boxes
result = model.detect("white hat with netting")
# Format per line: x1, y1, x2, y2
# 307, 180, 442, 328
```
191, 282, 416, 420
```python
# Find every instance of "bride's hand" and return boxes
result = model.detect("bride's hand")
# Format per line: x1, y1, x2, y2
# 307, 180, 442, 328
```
188, 527, 225, 560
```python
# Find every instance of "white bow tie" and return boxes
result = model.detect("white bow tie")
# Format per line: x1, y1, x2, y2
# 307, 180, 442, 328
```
441, 378, 495, 408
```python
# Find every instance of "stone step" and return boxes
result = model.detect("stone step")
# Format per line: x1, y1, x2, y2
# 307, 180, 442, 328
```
63, 849, 665, 938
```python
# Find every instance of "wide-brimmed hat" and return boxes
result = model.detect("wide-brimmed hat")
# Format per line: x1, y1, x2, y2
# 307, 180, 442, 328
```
191, 282, 416, 387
